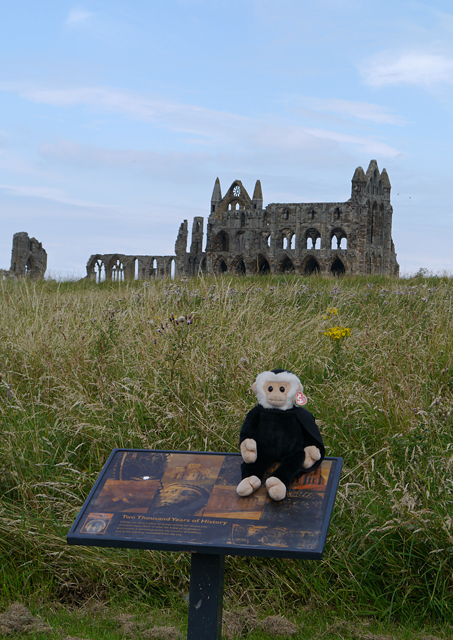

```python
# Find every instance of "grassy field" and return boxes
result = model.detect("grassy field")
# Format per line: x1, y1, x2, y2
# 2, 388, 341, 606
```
0, 273, 452, 638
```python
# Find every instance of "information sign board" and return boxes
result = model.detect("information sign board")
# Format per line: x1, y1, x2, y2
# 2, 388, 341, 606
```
68, 449, 342, 560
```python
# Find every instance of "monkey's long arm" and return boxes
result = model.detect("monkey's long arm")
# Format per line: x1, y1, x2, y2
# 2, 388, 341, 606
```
239, 406, 261, 444
240, 438, 257, 463
294, 407, 325, 473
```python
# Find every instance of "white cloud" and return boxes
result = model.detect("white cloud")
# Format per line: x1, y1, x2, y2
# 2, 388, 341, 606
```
294, 97, 406, 125
0, 82, 404, 160
65, 7, 94, 27
0, 184, 108, 208
0, 83, 248, 145
361, 51, 453, 87
253, 124, 403, 159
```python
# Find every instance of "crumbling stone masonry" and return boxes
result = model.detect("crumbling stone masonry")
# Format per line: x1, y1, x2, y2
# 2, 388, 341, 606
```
0, 232, 47, 279
86, 254, 177, 282
86, 159, 399, 280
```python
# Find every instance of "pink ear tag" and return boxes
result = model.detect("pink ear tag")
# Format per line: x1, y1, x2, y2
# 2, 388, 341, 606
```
296, 391, 307, 406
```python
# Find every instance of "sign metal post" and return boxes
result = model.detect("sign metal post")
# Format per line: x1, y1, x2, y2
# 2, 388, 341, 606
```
188, 552, 225, 640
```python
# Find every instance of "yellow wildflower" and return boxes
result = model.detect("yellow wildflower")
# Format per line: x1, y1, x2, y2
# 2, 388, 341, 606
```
323, 326, 351, 341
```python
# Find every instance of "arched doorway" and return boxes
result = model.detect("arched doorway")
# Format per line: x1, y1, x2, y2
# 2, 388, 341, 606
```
217, 258, 228, 274
304, 257, 320, 275
331, 258, 345, 275
235, 259, 246, 275
257, 255, 270, 274
279, 256, 294, 273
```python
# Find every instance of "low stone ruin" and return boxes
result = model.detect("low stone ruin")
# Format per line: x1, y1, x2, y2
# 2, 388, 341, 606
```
0, 232, 47, 279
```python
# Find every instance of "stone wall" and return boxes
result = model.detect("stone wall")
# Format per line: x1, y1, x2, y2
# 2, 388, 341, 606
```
86, 253, 176, 282
87, 160, 399, 281
1, 232, 47, 279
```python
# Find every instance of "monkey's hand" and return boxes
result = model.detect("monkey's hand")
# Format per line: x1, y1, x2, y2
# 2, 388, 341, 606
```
241, 438, 257, 464
303, 445, 321, 469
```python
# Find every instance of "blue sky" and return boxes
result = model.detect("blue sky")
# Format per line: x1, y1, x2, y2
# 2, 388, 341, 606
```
1, 0, 453, 277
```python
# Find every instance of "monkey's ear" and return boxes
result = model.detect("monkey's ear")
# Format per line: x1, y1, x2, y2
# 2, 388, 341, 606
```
297, 382, 304, 393
251, 382, 258, 395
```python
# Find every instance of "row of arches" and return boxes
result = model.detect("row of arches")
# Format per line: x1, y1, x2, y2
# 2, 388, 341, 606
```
213, 254, 346, 276
86, 255, 177, 282
212, 228, 348, 252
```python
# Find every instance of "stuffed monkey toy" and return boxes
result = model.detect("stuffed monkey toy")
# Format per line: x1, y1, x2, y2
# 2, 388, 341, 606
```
236, 369, 325, 501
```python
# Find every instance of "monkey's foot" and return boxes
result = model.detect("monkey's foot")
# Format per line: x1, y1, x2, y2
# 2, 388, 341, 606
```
236, 476, 261, 497
265, 477, 286, 501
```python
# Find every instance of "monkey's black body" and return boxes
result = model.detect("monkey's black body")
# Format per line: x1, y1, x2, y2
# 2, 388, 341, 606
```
239, 405, 325, 487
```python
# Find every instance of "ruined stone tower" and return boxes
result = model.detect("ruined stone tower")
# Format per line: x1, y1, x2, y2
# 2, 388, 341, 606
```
87, 160, 399, 280
1, 232, 47, 278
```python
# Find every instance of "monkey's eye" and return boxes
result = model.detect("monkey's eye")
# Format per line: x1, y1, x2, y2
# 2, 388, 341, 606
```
279, 386, 285, 393
268, 386, 273, 392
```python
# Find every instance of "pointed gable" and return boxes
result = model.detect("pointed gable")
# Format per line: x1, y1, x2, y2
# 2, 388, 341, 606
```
381, 168, 391, 189
366, 159, 380, 181
252, 180, 263, 201
224, 180, 252, 206
352, 166, 366, 183
208, 180, 254, 220
211, 177, 222, 203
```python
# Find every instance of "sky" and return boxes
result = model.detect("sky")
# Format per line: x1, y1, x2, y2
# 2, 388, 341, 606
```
1, 0, 453, 278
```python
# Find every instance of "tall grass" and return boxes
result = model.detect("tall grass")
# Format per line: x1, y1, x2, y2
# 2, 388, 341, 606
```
0, 274, 452, 623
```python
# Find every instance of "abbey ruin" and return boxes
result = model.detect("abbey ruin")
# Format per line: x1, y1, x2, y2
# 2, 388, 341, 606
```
0, 232, 47, 279
86, 159, 399, 281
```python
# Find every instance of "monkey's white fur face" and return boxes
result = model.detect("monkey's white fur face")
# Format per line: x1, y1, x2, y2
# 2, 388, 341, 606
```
252, 371, 303, 411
